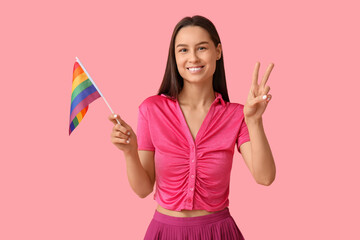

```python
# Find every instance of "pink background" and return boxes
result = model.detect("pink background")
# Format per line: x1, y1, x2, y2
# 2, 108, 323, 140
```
1, 0, 359, 239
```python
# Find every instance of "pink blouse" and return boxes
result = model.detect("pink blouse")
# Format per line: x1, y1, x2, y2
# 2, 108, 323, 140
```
136, 91, 250, 211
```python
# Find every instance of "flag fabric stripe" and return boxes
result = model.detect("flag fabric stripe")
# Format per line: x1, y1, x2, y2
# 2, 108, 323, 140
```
70, 84, 98, 113
69, 121, 75, 134
69, 90, 101, 124
81, 106, 88, 116
71, 117, 78, 129
69, 106, 89, 134
72, 72, 88, 92
76, 106, 88, 123
69, 61, 101, 135
71, 79, 93, 102
72, 116, 79, 127
75, 110, 83, 123
73, 63, 84, 81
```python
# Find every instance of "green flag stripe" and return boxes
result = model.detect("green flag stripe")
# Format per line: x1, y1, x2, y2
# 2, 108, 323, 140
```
72, 116, 79, 128
71, 79, 93, 102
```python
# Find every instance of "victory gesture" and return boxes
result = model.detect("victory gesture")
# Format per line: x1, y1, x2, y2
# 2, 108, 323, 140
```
243, 62, 274, 121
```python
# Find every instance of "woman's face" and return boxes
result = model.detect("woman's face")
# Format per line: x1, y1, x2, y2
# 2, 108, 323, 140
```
174, 26, 221, 85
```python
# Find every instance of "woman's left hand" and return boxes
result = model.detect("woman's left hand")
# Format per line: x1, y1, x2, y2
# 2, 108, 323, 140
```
243, 62, 274, 122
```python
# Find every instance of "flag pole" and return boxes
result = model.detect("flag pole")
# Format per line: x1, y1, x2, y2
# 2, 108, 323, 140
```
75, 57, 120, 125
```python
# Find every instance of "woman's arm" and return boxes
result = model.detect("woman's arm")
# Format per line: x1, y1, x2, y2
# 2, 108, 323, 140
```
240, 62, 276, 186
123, 150, 155, 198
240, 118, 276, 186
109, 114, 155, 198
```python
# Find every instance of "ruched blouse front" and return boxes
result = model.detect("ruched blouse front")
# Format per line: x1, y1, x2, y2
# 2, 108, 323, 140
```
136, 92, 250, 211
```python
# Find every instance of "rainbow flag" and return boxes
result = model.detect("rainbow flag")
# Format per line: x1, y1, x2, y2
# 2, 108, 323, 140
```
69, 61, 101, 135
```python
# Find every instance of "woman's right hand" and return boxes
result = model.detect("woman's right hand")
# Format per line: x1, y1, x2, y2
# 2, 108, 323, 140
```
108, 114, 138, 154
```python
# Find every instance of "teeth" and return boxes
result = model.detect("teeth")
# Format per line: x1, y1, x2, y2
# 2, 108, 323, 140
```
188, 67, 203, 72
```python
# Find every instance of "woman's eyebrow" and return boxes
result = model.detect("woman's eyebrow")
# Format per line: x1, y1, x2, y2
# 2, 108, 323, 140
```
176, 41, 210, 48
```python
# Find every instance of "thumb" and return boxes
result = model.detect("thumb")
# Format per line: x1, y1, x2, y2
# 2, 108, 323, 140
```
250, 94, 268, 106
109, 113, 121, 125
116, 115, 132, 130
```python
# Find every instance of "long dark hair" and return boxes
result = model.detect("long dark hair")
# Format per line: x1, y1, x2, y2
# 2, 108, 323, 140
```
157, 15, 230, 102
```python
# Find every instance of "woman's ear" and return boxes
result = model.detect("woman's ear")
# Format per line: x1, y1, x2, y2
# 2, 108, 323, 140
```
216, 43, 222, 60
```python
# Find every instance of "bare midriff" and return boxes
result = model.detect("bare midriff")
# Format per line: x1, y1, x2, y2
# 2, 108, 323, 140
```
156, 204, 223, 217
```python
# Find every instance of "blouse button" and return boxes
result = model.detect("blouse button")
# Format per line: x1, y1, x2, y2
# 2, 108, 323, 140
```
191, 175, 194, 178
190, 187, 194, 191
187, 198, 192, 202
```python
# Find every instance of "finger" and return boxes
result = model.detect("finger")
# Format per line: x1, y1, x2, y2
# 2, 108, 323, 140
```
112, 130, 129, 139
262, 94, 272, 104
260, 63, 274, 88
249, 88, 256, 98
252, 62, 260, 86
250, 94, 269, 106
112, 137, 131, 144
118, 117, 132, 131
266, 94, 272, 102
249, 83, 259, 98
262, 85, 270, 96
110, 114, 132, 133
113, 124, 131, 136
108, 114, 121, 125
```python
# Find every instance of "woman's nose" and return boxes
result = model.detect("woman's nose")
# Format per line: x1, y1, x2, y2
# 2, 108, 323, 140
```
188, 50, 200, 62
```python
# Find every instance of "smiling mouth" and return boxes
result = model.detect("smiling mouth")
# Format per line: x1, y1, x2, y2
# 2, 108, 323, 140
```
187, 66, 204, 73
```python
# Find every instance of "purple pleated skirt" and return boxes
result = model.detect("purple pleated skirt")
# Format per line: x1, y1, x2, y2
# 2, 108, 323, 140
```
144, 207, 245, 240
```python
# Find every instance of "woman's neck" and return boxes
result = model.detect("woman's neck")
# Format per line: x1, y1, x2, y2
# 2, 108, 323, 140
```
178, 84, 215, 109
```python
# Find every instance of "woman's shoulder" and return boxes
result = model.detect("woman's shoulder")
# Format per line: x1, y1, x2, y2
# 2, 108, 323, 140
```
140, 94, 168, 105
140, 94, 160, 104
139, 94, 174, 111
222, 101, 246, 120
226, 101, 245, 111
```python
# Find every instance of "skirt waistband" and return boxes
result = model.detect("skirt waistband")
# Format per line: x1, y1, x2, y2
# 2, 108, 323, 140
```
152, 207, 231, 226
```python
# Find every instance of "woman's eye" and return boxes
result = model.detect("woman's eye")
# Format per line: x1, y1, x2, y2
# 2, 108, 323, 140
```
178, 47, 206, 53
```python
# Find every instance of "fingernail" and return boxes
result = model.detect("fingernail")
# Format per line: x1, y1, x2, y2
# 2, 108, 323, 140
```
262, 95, 267, 100
126, 139, 130, 144
114, 114, 117, 118
127, 132, 131, 135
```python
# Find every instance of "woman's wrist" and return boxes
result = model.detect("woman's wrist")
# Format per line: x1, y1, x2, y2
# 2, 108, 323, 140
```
123, 147, 139, 159
245, 117, 263, 126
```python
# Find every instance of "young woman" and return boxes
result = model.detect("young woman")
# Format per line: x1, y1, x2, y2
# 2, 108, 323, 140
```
109, 15, 276, 240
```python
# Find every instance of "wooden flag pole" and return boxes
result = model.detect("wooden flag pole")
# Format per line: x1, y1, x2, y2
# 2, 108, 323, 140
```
75, 57, 121, 125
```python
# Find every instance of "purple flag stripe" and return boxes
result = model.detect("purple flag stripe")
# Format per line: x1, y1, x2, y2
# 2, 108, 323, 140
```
69, 91, 101, 123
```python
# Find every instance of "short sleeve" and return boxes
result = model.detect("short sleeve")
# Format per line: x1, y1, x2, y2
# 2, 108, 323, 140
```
137, 104, 155, 151
236, 116, 250, 154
